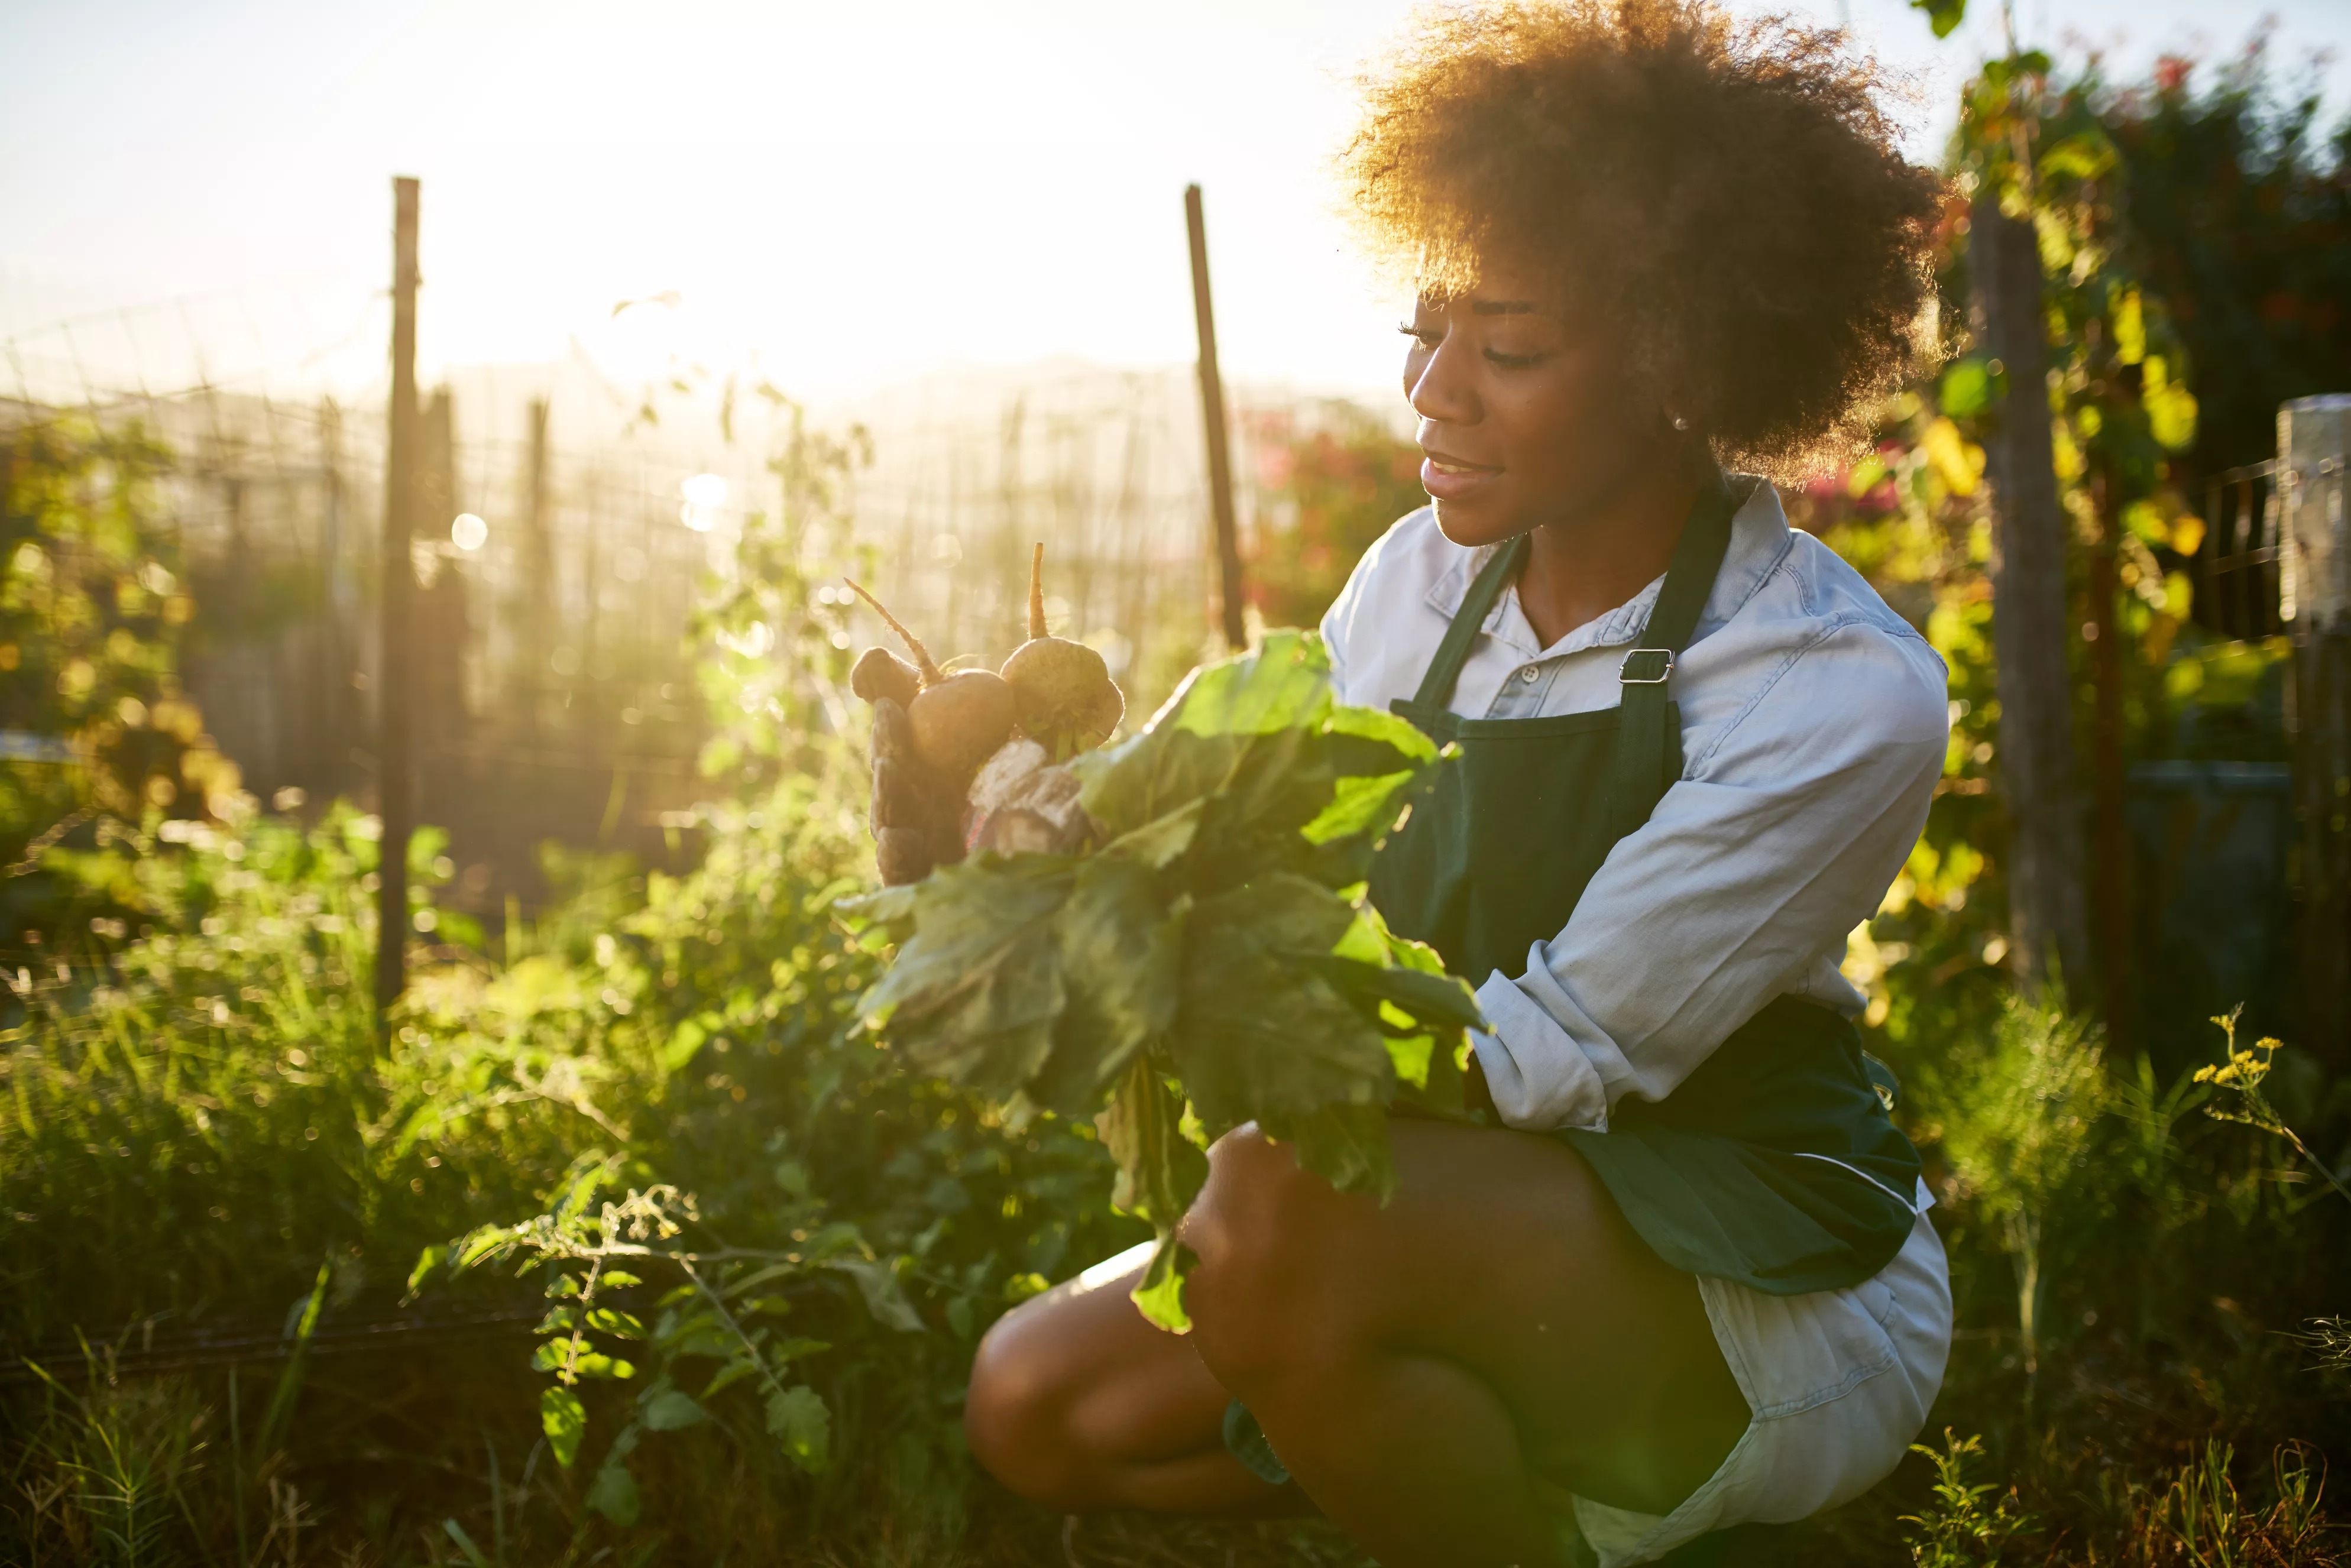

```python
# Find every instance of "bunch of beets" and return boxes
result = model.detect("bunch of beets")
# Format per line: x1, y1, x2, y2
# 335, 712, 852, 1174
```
849, 546, 1126, 884
841, 576, 1482, 1329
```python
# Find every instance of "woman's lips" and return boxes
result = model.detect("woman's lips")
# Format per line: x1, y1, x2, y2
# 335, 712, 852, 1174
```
1421, 453, 1502, 501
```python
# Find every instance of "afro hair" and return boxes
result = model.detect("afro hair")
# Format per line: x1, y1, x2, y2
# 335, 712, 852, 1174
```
1340, 0, 1944, 474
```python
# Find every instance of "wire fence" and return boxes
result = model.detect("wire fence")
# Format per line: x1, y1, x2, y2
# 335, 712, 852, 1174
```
2197, 459, 2285, 643
4, 284, 1388, 922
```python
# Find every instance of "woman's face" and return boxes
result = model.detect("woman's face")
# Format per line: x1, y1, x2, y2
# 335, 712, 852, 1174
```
1400, 263, 1662, 547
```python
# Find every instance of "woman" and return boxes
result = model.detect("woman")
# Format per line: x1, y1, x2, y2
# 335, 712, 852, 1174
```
961, 4, 1952, 1563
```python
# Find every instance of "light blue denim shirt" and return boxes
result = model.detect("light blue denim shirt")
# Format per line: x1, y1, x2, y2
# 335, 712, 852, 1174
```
1322, 481, 1951, 1134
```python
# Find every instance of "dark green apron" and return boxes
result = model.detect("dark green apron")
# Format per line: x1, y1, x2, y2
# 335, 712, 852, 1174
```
1219, 475, 1923, 1496
1368, 472, 1922, 1295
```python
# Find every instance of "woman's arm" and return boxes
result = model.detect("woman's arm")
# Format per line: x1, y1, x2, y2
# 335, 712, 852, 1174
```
1470, 619, 1950, 1132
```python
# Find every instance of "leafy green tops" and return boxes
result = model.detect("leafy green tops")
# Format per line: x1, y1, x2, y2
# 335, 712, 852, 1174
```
842, 630, 1481, 1328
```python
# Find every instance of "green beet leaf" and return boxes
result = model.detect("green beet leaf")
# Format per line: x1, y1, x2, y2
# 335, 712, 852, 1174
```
1170, 873, 1394, 1135
850, 630, 1484, 1324
1096, 1058, 1206, 1227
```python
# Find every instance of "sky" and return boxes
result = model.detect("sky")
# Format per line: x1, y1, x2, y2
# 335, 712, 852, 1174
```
4, 0, 2346, 411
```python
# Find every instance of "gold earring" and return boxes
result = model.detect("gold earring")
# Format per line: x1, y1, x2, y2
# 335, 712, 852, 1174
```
1670, 413, 1691, 432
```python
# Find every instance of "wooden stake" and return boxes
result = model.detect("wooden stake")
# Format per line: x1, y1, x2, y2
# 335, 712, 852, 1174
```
1972, 200, 2087, 999
377, 176, 419, 1019
1186, 184, 1246, 652
523, 397, 552, 736
2087, 461, 2130, 1052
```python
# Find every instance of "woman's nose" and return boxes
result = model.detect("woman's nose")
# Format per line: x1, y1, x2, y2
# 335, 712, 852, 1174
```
1406, 335, 1480, 426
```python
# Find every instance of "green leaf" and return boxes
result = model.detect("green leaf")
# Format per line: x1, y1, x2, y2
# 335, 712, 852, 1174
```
597, 1269, 642, 1290
766, 1385, 831, 1474
585, 1307, 646, 1339
1129, 1232, 1194, 1333
1095, 796, 1204, 870
1029, 857, 1181, 1114
1095, 1057, 1208, 1226
1169, 629, 1334, 737
639, 1387, 708, 1431
1908, 0, 1964, 37
661, 1018, 707, 1072
2038, 130, 2117, 184
406, 1243, 447, 1295
540, 1385, 587, 1469
1325, 697, 1437, 763
454, 1227, 509, 1271
585, 1460, 641, 1525
570, 1352, 636, 1381
834, 880, 918, 944
858, 854, 1074, 1097
1304, 954, 1484, 1034
829, 1257, 925, 1333
1384, 1025, 1437, 1090
1259, 1102, 1396, 1202
768, 1336, 832, 1363
1300, 769, 1419, 847
702, 1361, 758, 1400
1939, 358, 1993, 420
1170, 874, 1395, 1135
1074, 631, 1384, 850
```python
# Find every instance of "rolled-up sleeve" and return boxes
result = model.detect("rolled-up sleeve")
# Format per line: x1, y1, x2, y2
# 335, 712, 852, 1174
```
1470, 619, 1949, 1132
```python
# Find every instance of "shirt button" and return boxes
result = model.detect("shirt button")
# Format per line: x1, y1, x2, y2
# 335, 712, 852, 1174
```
1517, 665, 1540, 683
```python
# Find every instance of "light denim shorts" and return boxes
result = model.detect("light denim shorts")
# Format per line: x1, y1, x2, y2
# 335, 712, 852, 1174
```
1563, 1198, 1954, 1566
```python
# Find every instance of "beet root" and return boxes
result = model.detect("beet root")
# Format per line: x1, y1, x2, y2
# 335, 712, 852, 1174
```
1000, 543, 1123, 759
870, 756, 921, 832
1001, 636, 1123, 759
875, 825, 934, 885
870, 696, 916, 768
851, 645, 921, 710
908, 669, 1017, 776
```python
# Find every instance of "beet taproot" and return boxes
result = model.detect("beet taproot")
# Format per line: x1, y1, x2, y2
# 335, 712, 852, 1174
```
875, 825, 933, 885
1000, 543, 1124, 759
846, 577, 1017, 775
851, 645, 921, 710
908, 669, 1017, 775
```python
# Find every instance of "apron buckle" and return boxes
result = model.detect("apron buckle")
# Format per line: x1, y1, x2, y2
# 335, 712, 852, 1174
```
1618, 647, 1675, 684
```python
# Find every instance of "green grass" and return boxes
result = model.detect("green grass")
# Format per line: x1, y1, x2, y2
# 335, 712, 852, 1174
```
6, 775, 2347, 1566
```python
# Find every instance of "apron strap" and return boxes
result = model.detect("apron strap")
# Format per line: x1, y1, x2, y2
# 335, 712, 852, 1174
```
1403, 534, 1529, 714
1608, 470, 1748, 840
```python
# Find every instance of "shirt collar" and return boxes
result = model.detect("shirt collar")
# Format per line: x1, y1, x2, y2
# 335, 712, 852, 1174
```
1420, 477, 1794, 661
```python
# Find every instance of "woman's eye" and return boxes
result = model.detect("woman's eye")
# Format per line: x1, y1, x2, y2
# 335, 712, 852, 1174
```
1397, 323, 1444, 349
1484, 346, 1544, 368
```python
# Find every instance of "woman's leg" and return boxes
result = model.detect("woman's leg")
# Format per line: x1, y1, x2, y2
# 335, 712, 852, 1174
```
1181, 1119, 1749, 1568
964, 1242, 1310, 1517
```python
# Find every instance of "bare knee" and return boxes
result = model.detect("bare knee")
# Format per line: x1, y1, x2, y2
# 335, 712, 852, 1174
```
1181, 1127, 1358, 1395
964, 1296, 1092, 1508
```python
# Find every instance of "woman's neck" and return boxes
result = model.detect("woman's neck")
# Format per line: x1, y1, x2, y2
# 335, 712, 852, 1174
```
1515, 462, 1704, 649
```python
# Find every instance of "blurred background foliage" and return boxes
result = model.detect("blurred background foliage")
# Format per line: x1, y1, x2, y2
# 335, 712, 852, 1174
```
4, 37, 2350, 1568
